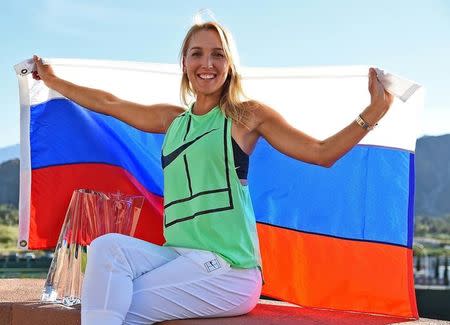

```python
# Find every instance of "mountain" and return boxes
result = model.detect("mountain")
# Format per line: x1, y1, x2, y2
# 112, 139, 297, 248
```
0, 144, 19, 164
415, 134, 450, 217
0, 159, 19, 207
0, 136, 449, 216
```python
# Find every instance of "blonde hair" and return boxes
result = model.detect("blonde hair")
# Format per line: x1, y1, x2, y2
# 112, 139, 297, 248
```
179, 21, 250, 126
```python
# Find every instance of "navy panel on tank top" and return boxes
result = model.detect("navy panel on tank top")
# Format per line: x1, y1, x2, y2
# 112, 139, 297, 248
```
231, 137, 249, 179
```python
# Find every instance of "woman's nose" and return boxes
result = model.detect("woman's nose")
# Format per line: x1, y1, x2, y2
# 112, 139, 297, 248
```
202, 55, 213, 68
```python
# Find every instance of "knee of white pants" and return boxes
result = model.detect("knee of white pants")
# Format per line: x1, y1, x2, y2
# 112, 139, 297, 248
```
90, 233, 124, 251
87, 233, 130, 273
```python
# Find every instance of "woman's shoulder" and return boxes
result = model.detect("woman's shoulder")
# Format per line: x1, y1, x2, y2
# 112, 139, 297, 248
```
158, 104, 187, 132
241, 99, 262, 109
229, 99, 274, 133
241, 100, 277, 125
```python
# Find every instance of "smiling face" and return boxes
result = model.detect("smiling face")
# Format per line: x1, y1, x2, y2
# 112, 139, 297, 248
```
183, 29, 230, 100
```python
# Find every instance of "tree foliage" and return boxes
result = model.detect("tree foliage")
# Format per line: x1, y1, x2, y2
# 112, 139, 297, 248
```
0, 204, 19, 225
415, 215, 450, 238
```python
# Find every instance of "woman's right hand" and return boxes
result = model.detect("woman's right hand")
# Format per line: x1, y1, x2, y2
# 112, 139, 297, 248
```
32, 55, 56, 86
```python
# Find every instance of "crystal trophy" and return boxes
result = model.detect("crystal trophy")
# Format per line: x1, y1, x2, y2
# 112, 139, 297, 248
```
41, 189, 144, 306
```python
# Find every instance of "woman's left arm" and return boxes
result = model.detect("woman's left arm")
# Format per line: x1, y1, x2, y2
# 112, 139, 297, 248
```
255, 68, 394, 167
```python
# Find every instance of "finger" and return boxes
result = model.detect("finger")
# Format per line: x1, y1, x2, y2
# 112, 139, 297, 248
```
32, 72, 40, 80
368, 70, 375, 92
385, 90, 394, 104
34, 56, 45, 67
371, 69, 383, 86
370, 68, 381, 86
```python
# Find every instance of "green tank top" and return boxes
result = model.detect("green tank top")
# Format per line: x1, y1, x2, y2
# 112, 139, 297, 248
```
161, 104, 261, 269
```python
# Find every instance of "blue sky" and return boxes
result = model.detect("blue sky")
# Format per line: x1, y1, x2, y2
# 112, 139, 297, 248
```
1, 0, 449, 148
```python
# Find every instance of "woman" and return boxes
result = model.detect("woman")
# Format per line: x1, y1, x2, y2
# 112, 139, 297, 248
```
33, 21, 393, 325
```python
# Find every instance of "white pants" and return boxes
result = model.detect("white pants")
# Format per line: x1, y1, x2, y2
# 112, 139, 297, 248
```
81, 233, 262, 325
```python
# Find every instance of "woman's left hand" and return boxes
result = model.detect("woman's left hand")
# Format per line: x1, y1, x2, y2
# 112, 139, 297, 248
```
368, 67, 394, 117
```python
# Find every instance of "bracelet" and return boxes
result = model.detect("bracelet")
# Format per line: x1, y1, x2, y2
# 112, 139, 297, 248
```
355, 114, 377, 131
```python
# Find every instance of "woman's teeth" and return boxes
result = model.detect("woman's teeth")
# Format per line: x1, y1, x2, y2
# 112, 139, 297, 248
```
198, 74, 215, 80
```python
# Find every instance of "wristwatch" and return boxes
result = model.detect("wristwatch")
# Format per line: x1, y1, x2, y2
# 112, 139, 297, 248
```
355, 115, 377, 131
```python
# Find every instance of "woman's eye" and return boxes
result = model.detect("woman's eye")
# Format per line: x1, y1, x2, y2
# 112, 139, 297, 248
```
213, 52, 225, 58
191, 52, 201, 57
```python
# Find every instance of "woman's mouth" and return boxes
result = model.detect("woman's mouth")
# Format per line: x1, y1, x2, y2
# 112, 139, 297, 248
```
197, 74, 216, 80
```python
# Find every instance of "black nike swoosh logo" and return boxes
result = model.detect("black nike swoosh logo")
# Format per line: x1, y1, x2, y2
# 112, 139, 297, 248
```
162, 128, 218, 169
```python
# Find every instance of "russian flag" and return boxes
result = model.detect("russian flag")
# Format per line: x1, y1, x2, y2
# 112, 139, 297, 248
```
15, 59, 422, 319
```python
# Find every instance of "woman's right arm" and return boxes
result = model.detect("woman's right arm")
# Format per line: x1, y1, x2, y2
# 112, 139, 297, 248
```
32, 56, 185, 133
